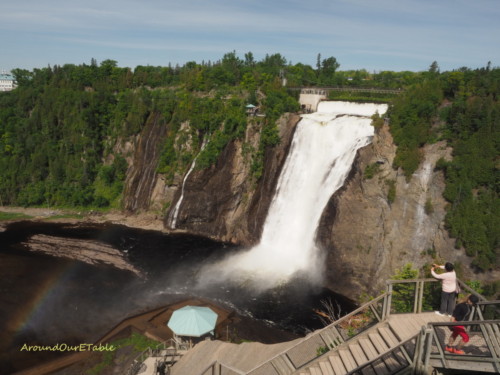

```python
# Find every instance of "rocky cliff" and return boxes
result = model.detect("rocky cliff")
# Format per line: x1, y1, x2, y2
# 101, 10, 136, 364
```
317, 124, 452, 297
122, 113, 169, 212
162, 113, 300, 244
120, 111, 495, 300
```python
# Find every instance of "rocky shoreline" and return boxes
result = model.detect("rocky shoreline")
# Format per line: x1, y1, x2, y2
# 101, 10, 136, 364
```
0, 206, 166, 232
21, 233, 142, 276
0, 206, 169, 274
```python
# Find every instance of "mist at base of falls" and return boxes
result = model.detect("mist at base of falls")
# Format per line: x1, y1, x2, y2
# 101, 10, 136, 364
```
1, 222, 357, 373
197, 101, 388, 291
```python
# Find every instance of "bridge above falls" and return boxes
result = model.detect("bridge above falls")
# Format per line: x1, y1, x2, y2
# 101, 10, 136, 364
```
163, 278, 499, 375
296, 87, 403, 112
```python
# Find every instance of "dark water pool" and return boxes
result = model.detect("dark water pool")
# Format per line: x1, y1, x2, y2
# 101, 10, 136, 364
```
0, 221, 355, 373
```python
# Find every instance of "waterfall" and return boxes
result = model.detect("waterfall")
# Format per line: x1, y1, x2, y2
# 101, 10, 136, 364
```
198, 102, 388, 290
168, 138, 208, 229
412, 161, 433, 248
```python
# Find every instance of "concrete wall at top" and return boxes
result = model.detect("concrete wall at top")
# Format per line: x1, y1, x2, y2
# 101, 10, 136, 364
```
299, 93, 327, 112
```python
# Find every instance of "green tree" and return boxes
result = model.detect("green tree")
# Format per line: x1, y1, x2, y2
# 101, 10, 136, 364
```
391, 263, 419, 313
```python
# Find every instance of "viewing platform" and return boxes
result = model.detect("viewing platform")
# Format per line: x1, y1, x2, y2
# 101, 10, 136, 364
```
165, 279, 499, 375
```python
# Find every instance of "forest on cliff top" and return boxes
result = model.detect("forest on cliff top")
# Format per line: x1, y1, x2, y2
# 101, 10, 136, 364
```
0, 53, 498, 270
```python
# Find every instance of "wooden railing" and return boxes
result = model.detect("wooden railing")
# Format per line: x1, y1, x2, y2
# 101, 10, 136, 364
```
350, 300, 500, 375
127, 338, 189, 375
415, 309, 500, 374
246, 293, 389, 374
384, 278, 487, 316
190, 278, 489, 375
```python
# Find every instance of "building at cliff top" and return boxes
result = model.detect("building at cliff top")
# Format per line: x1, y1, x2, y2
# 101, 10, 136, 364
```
0, 72, 16, 91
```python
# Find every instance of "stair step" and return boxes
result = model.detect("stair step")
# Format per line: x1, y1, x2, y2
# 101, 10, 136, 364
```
309, 366, 323, 375
387, 321, 410, 341
368, 332, 390, 353
338, 349, 357, 372
359, 336, 392, 375
367, 331, 401, 374
319, 360, 335, 375
350, 343, 379, 375
328, 354, 347, 375
270, 355, 294, 374
381, 353, 401, 373
359, 338, 379, 360
360, 365, 378, 375
392, 348, 409, 367
378, 326, 399, 348
371, 359, 390, 375
349, 343, 368, 366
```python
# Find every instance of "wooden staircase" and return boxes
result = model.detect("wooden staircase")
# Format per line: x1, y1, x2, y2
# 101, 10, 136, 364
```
176, 279, 499, 375
294, 307, 500, 375
295, 320, 415, 375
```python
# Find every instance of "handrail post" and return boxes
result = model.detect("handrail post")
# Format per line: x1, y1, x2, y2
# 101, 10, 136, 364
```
384, 283, 393, 319
422, 328, 433, 372
413, 281, 419, 314
479, 322, 500, 372
382, 288, 387, 319
418, 280, 425, 313
413, 327, 426, 374
369, 303, 382, 322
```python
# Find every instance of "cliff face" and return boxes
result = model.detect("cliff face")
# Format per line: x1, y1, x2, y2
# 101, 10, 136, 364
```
122, 113, 169, 212
316, 124, 496, 298
162, 113, 299, 244
121, 113, 495, 299
120, 112, 299, 244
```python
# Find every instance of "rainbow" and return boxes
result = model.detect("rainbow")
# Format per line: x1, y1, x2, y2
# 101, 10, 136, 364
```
5, 260, 73, 349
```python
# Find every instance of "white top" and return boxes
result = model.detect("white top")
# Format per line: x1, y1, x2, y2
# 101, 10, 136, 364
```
431, 266, 457, 293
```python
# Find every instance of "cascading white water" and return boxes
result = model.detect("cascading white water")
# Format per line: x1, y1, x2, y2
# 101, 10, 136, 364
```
198, 101, 388, 290
168, 138, 208, 229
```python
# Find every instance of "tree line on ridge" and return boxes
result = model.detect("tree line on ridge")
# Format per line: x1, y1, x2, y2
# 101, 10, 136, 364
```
0, 53, 498, 272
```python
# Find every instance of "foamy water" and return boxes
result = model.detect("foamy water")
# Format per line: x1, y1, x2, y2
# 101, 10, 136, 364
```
198, 102, 388, 290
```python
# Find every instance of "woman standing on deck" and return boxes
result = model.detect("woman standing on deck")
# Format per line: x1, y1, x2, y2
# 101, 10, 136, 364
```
431, 262, 457, 316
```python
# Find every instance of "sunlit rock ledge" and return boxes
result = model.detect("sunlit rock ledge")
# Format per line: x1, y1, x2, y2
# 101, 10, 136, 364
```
21, 233, 142, 276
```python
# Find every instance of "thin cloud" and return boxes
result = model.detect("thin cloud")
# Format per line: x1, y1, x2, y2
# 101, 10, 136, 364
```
1, 0, 499, 71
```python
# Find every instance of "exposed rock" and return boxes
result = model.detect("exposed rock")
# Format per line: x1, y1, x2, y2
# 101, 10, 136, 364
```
122, 113, 168, 212
317, 124, 492, 298
6, 109, 498, 302
21, 234, 141, 276
165, 113, 300, 244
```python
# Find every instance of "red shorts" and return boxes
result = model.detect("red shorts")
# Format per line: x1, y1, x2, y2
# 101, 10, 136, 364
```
451, 325, 469, 343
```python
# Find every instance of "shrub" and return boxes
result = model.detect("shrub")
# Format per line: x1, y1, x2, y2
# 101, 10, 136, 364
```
424, 198, 434, 215
364, 163, 380, 180
386, 180, 396, 204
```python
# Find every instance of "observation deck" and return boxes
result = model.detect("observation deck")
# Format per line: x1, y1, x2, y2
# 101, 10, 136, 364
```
170, 279, 499, 375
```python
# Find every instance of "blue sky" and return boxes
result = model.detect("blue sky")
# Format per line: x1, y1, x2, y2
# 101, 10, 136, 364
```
1, 0, 499, 73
